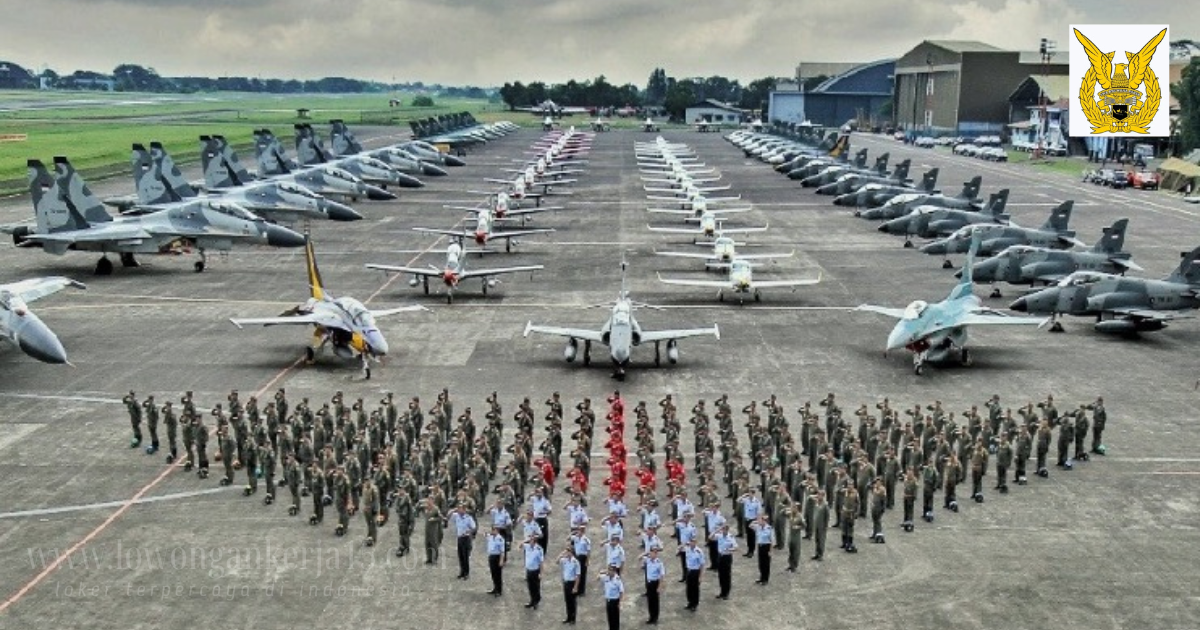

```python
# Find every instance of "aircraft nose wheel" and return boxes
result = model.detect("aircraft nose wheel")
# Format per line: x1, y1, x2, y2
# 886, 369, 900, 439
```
989, 288, 1003, 298
913, 352, 926, 376
95, 257, 114, 276
960, 347, 972, 366
1049, 321, 1064, 333
942, 260, 953, 269
194, 261, 206, 273
903, 240, 914, 249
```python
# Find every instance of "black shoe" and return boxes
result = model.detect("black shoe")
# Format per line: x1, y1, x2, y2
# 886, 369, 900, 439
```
811, 555, 822, 561
754, 579, 764, 584
524, 603, 534, 609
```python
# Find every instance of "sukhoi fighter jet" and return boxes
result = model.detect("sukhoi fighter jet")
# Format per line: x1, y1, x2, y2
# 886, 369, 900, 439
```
0, 276, 84, 364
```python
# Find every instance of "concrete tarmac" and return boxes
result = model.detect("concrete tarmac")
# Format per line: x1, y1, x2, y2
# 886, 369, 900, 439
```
0, 126, 1197, 629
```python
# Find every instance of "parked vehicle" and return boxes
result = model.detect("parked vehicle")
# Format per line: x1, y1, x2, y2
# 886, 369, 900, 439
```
914, 136, 936, 148
1128, 170, 1161, 190
1099, 169, 1129, 189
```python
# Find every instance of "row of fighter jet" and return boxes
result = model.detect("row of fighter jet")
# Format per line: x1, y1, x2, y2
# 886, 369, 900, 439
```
0, 119, 523, 366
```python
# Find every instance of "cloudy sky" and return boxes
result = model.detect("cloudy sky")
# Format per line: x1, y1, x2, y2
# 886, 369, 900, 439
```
1, 0, 1191, 86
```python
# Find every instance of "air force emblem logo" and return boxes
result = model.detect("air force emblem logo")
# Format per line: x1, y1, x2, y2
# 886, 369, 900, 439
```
1070, 26, 1168, 136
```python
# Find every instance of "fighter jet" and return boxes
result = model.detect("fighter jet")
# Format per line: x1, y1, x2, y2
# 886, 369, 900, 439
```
523, 260, 719, 380
834, 168, 939, 209
856, 237, 1048, 375
229, 238, 426, 379
1008, 246, 1200, 334
858, 176, 983, 221
4, 158, 306, 275
247, 131, 397, 201
655, 234, 794, 270
105, 143, 362, 223
0, 276, 84, 364
293, 124, 424, 189
648, 212, 768, 242
657, 257, 821, 303
328, 120, 449, 177
968, 219, 1141, 295
365, 239, 543, 303
879, 190, 1010, 247
816, 159, 911, 196
413, 209, 553, 252
786, 148, 868, 180
921, 200, 1080, 267
800, 153, 891, 188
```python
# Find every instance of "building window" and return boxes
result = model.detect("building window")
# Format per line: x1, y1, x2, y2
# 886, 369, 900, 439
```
926, 75, 934, 96
924, 109, 933, 127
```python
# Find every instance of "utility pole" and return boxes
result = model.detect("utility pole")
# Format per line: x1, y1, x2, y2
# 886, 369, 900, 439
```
1034, 38, 1056, 160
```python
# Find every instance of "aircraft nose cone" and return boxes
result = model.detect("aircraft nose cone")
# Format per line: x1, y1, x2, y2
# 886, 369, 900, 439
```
365, 185, 397, 201
971, 260, 996, 281
322, 199, 363, 222
1009, 296, 1029, 312
17, 319, 69, 364
265, 223, 307, 248
920, 241, 946, 255
832, 194, 852, 206
366, 330, 389, 356
878, 218, 905, 234
442, 154, 467, 167
394, 172, 425, 189
885, 326, 908, 352
421, 162, 449, 177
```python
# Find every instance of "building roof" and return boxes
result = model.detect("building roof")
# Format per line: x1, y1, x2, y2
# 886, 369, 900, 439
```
1025, 75, 1070, 101
796, 62, 863, 80
811, 59, 895, 94
686, 99, 745, 113
1018, 50, 1070, 65
925, 40, 1004, 53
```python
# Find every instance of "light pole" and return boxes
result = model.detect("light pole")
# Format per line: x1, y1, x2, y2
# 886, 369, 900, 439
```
1034, 38, 1056, 160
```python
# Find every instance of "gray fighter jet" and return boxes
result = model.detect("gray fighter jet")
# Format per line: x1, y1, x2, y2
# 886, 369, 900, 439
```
251, 129, 397, 201
328, 120, 449, 178
0, 276, 84, 364
293, 124, 424, 189
834, 168, 939, 208
4, 158, 305, 275
365, 239, 543, 304
816, 159, 910, 195
787, 148, 868, 180
878, 189, 1010, 246
800, 153, 890, 188
858, 176, 983, 221
104, 143, 362, 223
967, 219, 1140, 296
229, 238, 426, 379
920, 200, 1080, 267
1008, 246, 1200, 334
856, 237, 1048, 375
523, 260, 720, 380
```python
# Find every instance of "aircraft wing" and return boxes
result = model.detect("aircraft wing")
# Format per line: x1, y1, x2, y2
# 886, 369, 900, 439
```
229, 311, 344, 329
855, 304, 907, 319
740, 251, 795, 261
647, 208, 698, 216
647, 225, 704, 235
655, 250, 715, 260
412, 227, 473, 239
640, 325, 720, 343
960, 308, 1049, 327
752, 273, 822, 289
22, 224, 155, 245
505, 206, 563, 217
364, 264, 440, 277
371, 305, 429, 318
458, 264, 544, 280
717, 225, 770, 234
4, 277, 86, 303
1106, 307, 1193, 321
657, 273, 730, 289
523, 321, 605, 344
487, 228, 555, 240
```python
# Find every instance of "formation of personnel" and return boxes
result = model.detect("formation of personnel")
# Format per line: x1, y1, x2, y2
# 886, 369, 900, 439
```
116, 388, 1109, 624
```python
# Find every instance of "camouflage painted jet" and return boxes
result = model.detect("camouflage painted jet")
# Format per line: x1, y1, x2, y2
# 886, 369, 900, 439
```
1008, 245, 1200, 334
328, 120, 449, 177
878, 189, 1010, 246
523, 259, 719, 380
413, 209, 554, 252
251, 130, 397, 201
293, 124, 424, 189
786, 148, 868, 180
655, 234, 794, 269
967, 219, 1140, 296
920, 200, 1081, 267
834, 168, 939, 209
4, 158, 305, 275
105, 142, 362, 223
858, 176, 983, 221
229, 238, 426, 379
365, 239, 543, 303
657, 257, 821, 303
800, 153, 891, 188
0, 276, 84, 364
856, 237, 1047, 375
816, 159, 911, 195
648, 212, 768, 242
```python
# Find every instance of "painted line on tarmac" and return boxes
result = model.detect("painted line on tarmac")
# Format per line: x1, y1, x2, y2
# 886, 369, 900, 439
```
0, 488, 228, 520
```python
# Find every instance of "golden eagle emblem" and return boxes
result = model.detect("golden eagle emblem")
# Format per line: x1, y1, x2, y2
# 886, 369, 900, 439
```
1073, 27, 1166, 134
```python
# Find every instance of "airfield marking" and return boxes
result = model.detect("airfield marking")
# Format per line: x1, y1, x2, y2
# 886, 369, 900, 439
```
0, 172, 461, 613
0, 488, 229, 520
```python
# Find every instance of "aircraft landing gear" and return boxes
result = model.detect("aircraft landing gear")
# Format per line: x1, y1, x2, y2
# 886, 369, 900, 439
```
304, 346, 316, 364
990, 287, 1003, 299
422, 276, 430, 295
360, 353, 372, 380
654, 342, 661, 367
754, 290, 761, 303
717, 290, 724, 302
194, 250, 208, 273
960, 347, 972, 366
446, 291, 454, 305
582, 340, 592, 366
903, 239, 914, 249
95, 256, 114, 276
612, 365, 626, 381
1049, 321, 1064, 333
942, 259, 953, 269
912, 351, 927, 376
120, 252, 140, 268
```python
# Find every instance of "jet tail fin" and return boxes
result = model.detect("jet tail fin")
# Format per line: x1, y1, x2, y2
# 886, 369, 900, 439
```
130, 143, 171, 206
304, 234, 324, 300
851, 148, 868, 168
918, 167, 938, 192
1040, 200, 1074, 232
1166, 245, 1200, 285
329, 119, 364, 156
28, 159, 89, 234
255, 129, 289, 176
149, 141, 197, 202
294, 123, 324, 166
949, 232, 981, 300
984, 189, 1010, 217
53, 157, 113, 226
871, 153, 890, 175
958, 175, 982, 200
1092, 218, 1129, 254
891, 159, 911, 183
